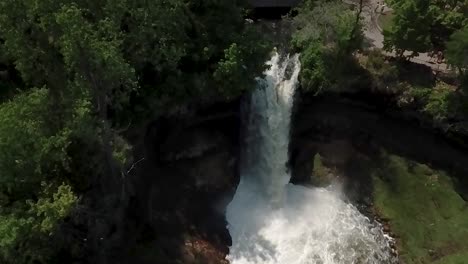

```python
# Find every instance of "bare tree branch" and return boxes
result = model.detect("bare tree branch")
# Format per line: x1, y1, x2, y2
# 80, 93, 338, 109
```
126, 157, 145, 175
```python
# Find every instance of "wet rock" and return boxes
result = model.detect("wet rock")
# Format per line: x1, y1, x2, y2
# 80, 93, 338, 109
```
160, 128, 226, 161
290, 95, 468, 200
311, 153, 336, 187
118, 106, 240, 264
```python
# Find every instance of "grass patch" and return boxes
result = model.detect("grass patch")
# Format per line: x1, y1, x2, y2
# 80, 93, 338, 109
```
373, 154, 468, 264
433, 253, 468, 264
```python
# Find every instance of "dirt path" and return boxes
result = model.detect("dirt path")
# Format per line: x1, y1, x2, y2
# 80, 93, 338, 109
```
345, 0, 450, 72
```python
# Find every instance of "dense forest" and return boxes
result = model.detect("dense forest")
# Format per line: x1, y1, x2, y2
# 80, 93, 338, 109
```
0, 0, 269, 262
0, 0, 467, 263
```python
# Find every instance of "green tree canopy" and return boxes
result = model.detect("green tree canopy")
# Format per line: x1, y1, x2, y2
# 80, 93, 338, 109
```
384, 0, 468, 55
446, 26, 468, 89
0, 89, 82, 263
292, 0, 364, 92
446, 27, 468, 74
0, 0, 270, 263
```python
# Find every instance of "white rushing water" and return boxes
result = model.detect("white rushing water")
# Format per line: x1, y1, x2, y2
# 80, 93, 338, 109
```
226, 53, 397, 264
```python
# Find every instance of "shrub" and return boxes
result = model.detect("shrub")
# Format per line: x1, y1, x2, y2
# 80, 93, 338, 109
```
364, 50, 399, 94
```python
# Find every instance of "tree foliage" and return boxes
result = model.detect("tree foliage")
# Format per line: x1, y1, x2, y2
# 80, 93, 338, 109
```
0, 0, 269, 263
0, 89, 81, 263
0, 0, 269, 116
384, 0, 468, 55
363, 50, 399, 93
292, 0, 364, 92
446, 26, 468, 87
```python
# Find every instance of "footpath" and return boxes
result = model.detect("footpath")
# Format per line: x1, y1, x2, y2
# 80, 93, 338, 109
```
345, 0, 450, 73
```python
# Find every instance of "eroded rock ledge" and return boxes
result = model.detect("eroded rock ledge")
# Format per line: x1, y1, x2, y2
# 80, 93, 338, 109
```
118, 101, 241, 264
290, 94, 468, 201
110, 92, 468, 264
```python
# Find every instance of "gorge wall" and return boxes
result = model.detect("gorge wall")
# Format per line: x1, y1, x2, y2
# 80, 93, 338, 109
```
290, 94, 468, 202
103, 87, 468, 264
116, 101, 243, 264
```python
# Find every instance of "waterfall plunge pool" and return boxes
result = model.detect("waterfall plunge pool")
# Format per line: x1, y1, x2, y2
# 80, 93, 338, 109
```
226, 53, 398, 264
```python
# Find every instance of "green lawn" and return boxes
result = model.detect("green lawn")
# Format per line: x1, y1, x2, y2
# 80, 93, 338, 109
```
373, 154, 468, 264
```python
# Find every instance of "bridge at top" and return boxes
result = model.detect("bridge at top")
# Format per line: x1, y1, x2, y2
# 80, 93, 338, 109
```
249, 0, 301, 7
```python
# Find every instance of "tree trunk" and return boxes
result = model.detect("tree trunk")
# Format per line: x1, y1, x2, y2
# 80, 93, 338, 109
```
346, 0, 364, 54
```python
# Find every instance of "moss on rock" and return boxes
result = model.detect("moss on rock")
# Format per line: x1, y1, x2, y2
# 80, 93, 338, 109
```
311, 153, 335, 187
373, 154, 468, 264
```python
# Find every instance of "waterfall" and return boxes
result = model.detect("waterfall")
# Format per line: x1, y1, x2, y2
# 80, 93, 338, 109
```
241, 53, 299, 206
226, 53, 397, 264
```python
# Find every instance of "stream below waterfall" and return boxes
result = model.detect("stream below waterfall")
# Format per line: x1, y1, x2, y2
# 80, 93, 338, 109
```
226, 53, 398, 264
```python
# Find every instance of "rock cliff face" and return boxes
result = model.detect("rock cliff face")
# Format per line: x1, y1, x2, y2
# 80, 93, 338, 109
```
100, 92, 468, 264
289, 94, 468, 202
118, 102, 241, 264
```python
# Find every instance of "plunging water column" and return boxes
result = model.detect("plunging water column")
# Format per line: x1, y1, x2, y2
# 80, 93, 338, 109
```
226, 53, 397, 264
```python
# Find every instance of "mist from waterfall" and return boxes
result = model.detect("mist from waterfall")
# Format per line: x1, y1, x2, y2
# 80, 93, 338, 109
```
226, 53, 398, 264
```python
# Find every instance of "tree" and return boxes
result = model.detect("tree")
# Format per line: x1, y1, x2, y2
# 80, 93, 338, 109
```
384, 0, 468, 55
0, 0, 270, 262
0, 0, 269, 185
446, 26, 468, 84
383, 0, 433, 56
110, 0, 270, 115
0, 89, 80, 263
292, 0, 364, 92
0, 0, 269, 118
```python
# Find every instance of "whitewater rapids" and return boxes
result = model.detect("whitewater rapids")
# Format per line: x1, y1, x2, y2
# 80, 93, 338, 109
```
226, 53, 397, 264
